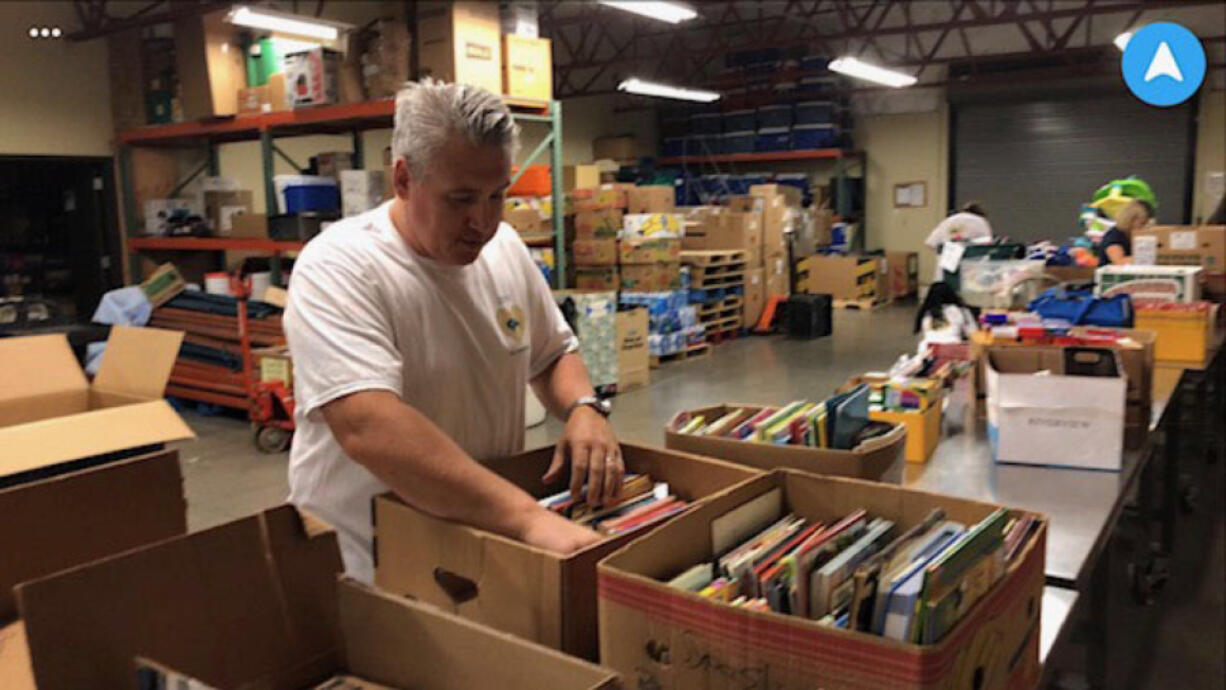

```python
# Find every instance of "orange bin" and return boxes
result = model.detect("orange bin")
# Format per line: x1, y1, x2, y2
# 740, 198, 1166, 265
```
508, 165, 552, 197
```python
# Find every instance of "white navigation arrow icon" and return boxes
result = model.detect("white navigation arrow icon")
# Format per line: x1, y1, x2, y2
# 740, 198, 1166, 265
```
1145, 41, 1184, 82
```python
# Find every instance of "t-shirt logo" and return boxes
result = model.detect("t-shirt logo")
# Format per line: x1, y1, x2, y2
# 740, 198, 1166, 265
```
497, 304, 526, 345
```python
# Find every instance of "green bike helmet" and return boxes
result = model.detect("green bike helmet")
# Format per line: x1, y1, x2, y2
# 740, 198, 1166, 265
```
1089, 176, 1158, 219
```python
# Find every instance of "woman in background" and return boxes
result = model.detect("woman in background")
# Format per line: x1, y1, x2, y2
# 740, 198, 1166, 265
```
924, 202, 993, 282
1098, 199, 1154, 265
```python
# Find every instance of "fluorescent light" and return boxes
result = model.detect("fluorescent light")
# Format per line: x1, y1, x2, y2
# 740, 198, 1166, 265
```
1114, 31, 1133, 51
227, 5, 343, 41
598, 1, 697, 23
618, 78, 720, 102
828, 56, 917, 88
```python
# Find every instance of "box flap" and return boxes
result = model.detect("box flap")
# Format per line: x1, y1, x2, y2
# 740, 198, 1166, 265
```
0, 622, 34, 690
92, 325, 184, 399
16, 505, 342, 690
0, 450, 185, 622
0, 401, 194, 481
0, 335, 88, 427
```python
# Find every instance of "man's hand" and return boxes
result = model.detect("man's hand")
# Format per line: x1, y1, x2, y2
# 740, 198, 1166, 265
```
543, 406, 623, 507
517, 507, 604, 554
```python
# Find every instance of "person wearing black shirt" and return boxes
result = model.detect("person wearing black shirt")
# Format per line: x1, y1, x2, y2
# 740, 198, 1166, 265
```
1099, 200, 1153, 265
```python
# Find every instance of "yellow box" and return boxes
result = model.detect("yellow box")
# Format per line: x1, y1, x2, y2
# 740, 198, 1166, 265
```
1135, 308, 1211, 364
870, 399, 942, 464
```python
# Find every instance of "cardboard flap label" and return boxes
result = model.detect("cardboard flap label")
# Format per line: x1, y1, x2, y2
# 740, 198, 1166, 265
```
0, 334, 87, 401
93, 326, 185, 399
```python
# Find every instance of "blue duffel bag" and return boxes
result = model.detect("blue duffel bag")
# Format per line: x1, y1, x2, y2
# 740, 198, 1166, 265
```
1028, 286, 1134, 327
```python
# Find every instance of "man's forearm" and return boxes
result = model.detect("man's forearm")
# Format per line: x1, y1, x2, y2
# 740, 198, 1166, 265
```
531, 351, 596, 421
323, 392, 540, 539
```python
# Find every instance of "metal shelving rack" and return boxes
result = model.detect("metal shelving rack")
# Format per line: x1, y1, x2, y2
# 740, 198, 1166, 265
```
117, 96, 568, 287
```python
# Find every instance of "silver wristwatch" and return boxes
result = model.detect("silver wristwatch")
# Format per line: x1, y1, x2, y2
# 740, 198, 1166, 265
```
566, 396, 612, 419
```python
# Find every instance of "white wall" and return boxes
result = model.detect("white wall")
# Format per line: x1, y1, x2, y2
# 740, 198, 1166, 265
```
0, 3, 113, 156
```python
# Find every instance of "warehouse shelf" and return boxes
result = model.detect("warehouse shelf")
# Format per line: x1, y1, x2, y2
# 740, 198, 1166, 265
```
127, 237, 306, 253
657, 148, 855, 165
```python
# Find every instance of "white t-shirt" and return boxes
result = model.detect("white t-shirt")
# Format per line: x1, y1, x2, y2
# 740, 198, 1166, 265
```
924, 212, 994, 280
283, 201, 577, 582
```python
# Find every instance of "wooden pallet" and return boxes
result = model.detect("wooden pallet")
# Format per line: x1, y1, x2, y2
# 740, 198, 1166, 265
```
681, 249, 747, 266
699, 304, 742, 322
650, 342, 712, 367
833, 296, 892, 310
700, 314, 742, 332
687, 262, 747, 281
689, 272, 746, 290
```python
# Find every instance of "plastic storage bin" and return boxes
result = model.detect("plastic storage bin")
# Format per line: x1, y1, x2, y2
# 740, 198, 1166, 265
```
755, 127, 793, 152
722, 110, 755, 131
797, 75, 837, 98
795, 100, 836, 124
690, 112, 723, 135
793, 123, 840, 149
775, 173, 810, 202
283, 184, 339, 213
772, 81, 798, 103
756, 104, 794, 128
799, 54, 830, 71
721, 131, 756, 155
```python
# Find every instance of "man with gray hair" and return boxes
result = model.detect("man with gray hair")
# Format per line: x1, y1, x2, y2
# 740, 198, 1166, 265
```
284, 80, 621, 581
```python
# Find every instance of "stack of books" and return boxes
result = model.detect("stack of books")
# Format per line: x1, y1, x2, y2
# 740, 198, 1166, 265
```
538, 474, 688, 537
666, 492, 1040, 645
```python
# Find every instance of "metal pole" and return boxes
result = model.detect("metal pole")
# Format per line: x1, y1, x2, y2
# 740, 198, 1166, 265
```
260, 129, 284, 285
550, 100, 566, 289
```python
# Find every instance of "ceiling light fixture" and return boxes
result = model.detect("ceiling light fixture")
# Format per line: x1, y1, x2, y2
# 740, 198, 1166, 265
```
226, 5, 346, 41
1114, 31, 1133, 51
828, 56, 917, 88
597, 1, 697, 23
618, 77, 720, 102
51, 27, 62, 38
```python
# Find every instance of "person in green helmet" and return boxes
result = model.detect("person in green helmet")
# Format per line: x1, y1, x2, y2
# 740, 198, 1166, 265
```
1098, 199, 1154, 265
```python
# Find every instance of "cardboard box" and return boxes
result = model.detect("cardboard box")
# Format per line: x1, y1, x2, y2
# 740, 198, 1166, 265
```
765, 254, 789, 296
623, 213, 684, 240
230, 212, 269, 239
665, 403, 906, 482
619, 238, 681, 264
360, 18, 411, 99
573, 208, 622, 239
625, 186, 676, 214
621, 263, 682, 291
1135, 305, 1213, 364
743, 267, 766, 327
14, 505, 620, 690
749, 183, 804, 207
373, 443, 761, 659
417, 1, 502, 94
139, 262, 186, 307
339, 169, 386, 217
885, 250, 919, 298
617, 308, 650, 391
1095, 264, 1203, 303
254, 345, 293, 387
986, 347, 1127, 470
593, 135, 636, 160
173, 10, 245, 120
574, 267, 619, 291
1132, 225, 1225, 273
502, 34, 552, 101
572, 239, 618, 267
871, 401, 943, 463
0, 326, 194, 489
796, 255, 879, 300
284, 48, 341, 107
683, 209, 762, 251
564, 165, 600, 192
0, 450, 185, 624
143, 198, 199, 236
598, 470, 1047, 690
203, 189, 252, 235
505, 207, 547, 235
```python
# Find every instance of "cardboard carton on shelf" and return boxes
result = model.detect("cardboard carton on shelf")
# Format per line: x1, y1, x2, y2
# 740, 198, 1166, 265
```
1131, 225, 1225, 273
621, 263, 682, 292
0, 326, 194, 490
374, 443, 760, 660
619, 237, 681, 264
139, 262, 187, 307
203, 189, 253, 236
572, 239, 618, 267
742, 267, 767, 327
416, 1, 502, 95
625, 186, 676, 214
617, 308, 650, 391
796, 255, 879, 301
14, 505, 619, 690
564, 165, 600, 192
502, 34, 552, 101
598, 470, 1047, 690
665, 403, 906, 482
749, 183, 804, 207
340, 170, 387, 217
229, 212, 269, 239
173, 10, 245, 120
574, 267, 619, 291
765, 254, 790, 297
573, 208, 622, 239
504, 207, 547, 235
683, 209, 761, 251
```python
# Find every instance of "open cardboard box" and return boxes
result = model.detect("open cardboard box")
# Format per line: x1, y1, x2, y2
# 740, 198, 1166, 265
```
15, 505, 618, 690
665, 403, 906, 482
598, 470, 1048, 690
373, 442, 761, 660
0, 326, 194, 488
0, 450, 187, 687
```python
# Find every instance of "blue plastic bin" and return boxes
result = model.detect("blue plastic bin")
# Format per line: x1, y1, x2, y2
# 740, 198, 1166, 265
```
800, 54, 830, 72
756, 105, 794, 129
662, 136, 687, 157
690, 112, 723, 135
795, 100, 836, 124
722, 131, 756, 155
775, 173, 810, 203
284, 184, 339, 213
773, 82, 798, 103
755, 127, 792, 152
793, 123, 840, 149
722, 109, 755, 132
797, 75, 837, 98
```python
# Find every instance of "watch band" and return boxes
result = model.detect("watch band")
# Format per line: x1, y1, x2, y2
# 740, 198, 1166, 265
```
567, 396, 611, 419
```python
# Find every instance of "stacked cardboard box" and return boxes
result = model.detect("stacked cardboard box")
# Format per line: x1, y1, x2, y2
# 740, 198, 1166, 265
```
1131, 225, 1225, 298
717, 184, 800, 325
681, 206, 761, 329
796, 254, 881, 302
570, 186, 630, 291
616, 308, 650, 390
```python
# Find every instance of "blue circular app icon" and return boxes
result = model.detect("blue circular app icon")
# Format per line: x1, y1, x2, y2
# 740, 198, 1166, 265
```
1121, 22, 1206, 107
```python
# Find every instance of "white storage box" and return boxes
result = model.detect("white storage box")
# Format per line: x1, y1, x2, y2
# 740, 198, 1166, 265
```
1095, 265, 1202, 303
